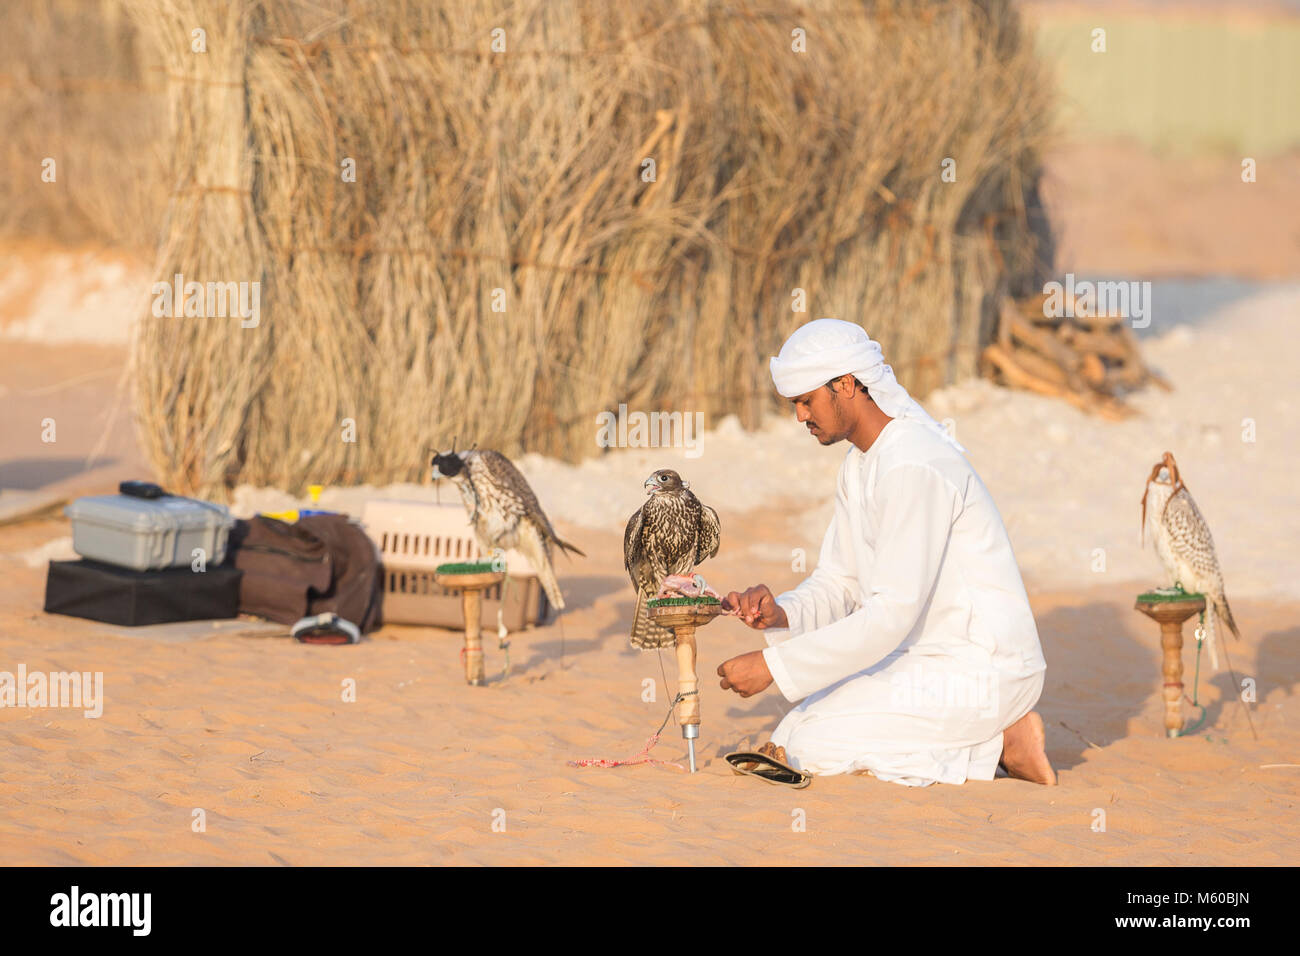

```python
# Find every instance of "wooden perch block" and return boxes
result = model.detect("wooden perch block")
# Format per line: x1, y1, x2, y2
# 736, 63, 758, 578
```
435, 568, 504, 686
1136, 593, 1206, 737
675, 631, 700, 727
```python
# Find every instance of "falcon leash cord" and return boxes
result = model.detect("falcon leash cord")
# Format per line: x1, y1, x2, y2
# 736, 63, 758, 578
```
566, 641, 704, 771
1177, 610, 1257, 741
498, 571, 512, 681
1216, 620, 1259, 741
1177, 612, 1208, 737
566, 688, 693, 772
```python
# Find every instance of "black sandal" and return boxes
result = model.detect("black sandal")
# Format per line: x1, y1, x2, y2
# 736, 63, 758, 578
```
724, 750, 813, 789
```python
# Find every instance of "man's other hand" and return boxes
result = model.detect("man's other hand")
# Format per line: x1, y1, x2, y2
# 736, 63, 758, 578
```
722, 584, 789, 630
717, 650, 774, 698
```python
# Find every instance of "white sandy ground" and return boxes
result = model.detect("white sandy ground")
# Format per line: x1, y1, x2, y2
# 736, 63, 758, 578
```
0, 246, 151, 346
229, 282, 1300, 604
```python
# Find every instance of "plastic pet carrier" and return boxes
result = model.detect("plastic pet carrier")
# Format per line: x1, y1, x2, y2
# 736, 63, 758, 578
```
360, 500, 552, 630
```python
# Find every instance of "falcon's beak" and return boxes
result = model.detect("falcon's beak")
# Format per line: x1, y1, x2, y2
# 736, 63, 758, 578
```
643, 476, 658, 494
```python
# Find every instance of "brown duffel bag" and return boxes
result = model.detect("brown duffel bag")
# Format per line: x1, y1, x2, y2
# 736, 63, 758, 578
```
229, 514, 382, 633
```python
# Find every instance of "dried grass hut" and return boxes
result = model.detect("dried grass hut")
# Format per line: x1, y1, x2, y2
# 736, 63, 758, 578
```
127, 0, 1054, 497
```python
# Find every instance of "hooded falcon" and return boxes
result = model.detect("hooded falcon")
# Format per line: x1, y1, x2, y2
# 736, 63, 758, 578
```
624, 469, 721, 649
1141, 450, 1240, 668
431, 448, 584, 611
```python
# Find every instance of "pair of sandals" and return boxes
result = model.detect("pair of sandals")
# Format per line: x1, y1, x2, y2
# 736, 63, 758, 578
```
724, 743, 812, 789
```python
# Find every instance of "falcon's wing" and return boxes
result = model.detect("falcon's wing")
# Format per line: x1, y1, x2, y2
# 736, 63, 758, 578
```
624, 505, 676, 649
623, 505, 656, 593
476, 449, 586, 558
1164, 490, 1211, 554
1166, 488, 1225, 587
475, 451, 538, 520
623, 506, 641, 573
696, 502, 721, 564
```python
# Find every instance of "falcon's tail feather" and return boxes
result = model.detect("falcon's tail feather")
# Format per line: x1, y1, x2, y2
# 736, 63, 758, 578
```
630, 590, 676, 650
1215, 595, 1242, 641
518, 523, 566, 612
535, 560, 566, 613
1203, 604, 1221, 670
552, 535, 586, 559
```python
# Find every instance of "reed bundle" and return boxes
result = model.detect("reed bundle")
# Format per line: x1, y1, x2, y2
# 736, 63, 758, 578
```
126, 0, 1054, 497
0, 0, 166, 250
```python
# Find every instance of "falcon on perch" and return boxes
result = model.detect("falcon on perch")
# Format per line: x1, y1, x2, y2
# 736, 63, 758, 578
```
624, 469, 721, 649
1141, 450, 1240, 667
431, 448, 584, 611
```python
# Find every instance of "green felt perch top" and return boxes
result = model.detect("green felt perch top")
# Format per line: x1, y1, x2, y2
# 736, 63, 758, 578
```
435, 560, 503, 575
648, 595, 721, 608
1136, 585, 1205, 603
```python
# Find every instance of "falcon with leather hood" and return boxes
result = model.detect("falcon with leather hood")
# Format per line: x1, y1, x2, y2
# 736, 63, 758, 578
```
431, 448, 583, 611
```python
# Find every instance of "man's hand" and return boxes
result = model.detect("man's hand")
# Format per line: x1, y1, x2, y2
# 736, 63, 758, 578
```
722, 584, 789, 630
717, 650, 774, 698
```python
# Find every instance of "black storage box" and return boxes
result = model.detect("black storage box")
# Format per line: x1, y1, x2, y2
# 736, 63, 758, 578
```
44, 559, 243, 627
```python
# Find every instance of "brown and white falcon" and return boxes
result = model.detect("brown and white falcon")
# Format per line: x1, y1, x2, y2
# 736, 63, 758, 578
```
624, 469, 721, 649
431, 448, 584, 611
1141, 450, 1240, 667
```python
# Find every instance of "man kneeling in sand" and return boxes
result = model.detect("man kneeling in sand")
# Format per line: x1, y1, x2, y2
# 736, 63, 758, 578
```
717, 319, 1055, 786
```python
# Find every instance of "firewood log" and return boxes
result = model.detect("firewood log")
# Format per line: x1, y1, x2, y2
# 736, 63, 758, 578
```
1081, 351, 1107, 388
1061, 328, 1131, 361
984, 344, 1132, 422
1006, 313, 1085, 391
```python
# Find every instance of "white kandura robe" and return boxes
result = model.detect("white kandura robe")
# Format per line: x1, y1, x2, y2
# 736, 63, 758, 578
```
762, 418, 1047, 786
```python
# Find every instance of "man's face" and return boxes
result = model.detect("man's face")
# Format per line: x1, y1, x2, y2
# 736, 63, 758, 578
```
790, 378, 853, 445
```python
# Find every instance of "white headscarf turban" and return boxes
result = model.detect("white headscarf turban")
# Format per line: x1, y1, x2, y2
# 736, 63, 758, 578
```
769, 318, 966, 453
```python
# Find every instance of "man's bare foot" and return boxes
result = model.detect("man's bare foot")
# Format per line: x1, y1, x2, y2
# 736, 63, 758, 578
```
999, 711, 1057, 785
736, 741, 789, 770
